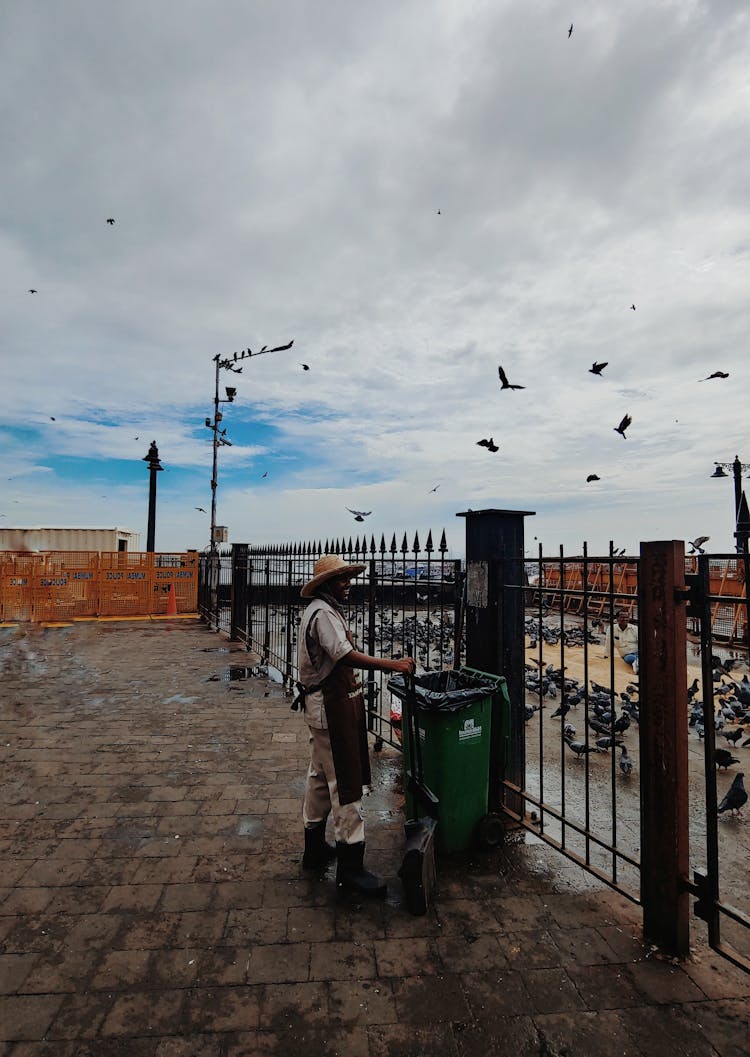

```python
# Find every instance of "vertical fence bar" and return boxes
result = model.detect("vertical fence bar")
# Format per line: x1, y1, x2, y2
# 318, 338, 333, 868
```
638, 540, 690, 958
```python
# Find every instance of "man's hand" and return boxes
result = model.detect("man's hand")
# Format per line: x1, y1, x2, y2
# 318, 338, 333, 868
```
391, 657, 416, 676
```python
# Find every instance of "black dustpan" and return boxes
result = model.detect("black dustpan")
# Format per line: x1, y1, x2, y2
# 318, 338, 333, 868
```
397, 671, 439, 915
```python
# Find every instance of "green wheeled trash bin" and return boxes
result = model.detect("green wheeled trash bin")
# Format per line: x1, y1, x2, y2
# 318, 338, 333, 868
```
388, 666, 511, 854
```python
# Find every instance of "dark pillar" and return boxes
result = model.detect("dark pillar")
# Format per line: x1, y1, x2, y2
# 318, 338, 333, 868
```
638, 540, 690, 958
142, 441, 163, 553
457, 508, 534, 815
230, 543, 249, 642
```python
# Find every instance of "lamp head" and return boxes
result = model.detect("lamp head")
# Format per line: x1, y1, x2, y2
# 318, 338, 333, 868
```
225, 387, 236, 401
711, 466, 728, 478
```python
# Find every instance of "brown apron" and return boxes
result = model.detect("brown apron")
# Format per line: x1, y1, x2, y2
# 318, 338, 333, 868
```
322, 634, 371, 806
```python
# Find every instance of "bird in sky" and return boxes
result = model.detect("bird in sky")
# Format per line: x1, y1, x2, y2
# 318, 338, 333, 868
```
436, 209, 441, 214
195, 507, 207, 513
718, 772, 747, 815
613, 413, 632, 438
261, 471, 268, 478
106, 218, 115, 225
586, 474, 600, 483
50, 416, 56, 421
477, 437, 499, 452
347, 507, 372, 521
134, 436, 139, 440
428, 485, 440, 493
700, 371, 729, 381
688, 536, 710, 554
498, 366, 525, 390
568, 23, 573, 37
589, 361, 607, 376
630, 304, 636, 310
28, 288, 37, 294
300, 363, 310, 371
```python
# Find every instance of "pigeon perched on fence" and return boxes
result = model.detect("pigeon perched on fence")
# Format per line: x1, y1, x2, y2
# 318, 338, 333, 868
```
718, 773, 747, 816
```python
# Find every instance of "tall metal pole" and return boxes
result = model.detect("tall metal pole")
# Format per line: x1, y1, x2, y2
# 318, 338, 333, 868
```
142, 441, 163, 553
210, 355, 220, 553
732, 455, 744, 553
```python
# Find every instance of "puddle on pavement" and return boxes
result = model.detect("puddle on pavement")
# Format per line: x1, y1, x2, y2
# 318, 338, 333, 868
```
208, 664, 284, 683
200, 647, 230, 653
237, 817, 263, 837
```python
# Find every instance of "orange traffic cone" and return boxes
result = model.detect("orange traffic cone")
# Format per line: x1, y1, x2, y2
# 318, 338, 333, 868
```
166, 583, 178, 617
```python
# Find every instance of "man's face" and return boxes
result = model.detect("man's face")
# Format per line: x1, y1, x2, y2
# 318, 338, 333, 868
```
617, 613, 629, 629
330, 575, 352, 603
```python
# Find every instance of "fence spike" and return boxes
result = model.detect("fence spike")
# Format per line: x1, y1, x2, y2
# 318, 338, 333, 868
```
354, 535, 360, 552
413, 531, 420, 552
401, 532, 409, 554
390, 534, 397, 553
379, 534, 386, 553
439, 529, 448, 553
370, 534, 377, 554
425, 530, 434, 552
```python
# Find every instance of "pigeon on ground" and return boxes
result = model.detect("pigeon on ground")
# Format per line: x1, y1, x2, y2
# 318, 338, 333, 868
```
550, 702, 571, 720
724, 728, 744, 746
688, 536, 710, 554
589, 361, 607, 376
718, 773, 747, 816
498, 366, 525, 390
619, 745, 633, 775
714, 748, 740, 770
613, 413, 632, 438
700, 371, 729, 381
565, 738, 599, 759
586, 474, 600, 483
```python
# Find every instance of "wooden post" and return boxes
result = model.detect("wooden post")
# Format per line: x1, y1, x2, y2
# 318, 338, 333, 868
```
638, 541, 690, 957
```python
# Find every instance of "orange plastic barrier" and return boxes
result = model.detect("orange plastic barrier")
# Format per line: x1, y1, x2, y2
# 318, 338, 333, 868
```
0, 552, 198, 622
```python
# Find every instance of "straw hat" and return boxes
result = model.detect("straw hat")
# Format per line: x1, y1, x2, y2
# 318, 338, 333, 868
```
300, 555, 366, 598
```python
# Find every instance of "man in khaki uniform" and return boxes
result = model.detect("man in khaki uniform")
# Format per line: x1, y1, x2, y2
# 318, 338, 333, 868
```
298, 555, 415, 897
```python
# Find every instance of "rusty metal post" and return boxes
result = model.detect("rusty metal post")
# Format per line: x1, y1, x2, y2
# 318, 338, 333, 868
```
638, 540, 690, 957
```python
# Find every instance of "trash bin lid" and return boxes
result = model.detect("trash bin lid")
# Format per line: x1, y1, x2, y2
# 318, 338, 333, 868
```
388, 670, 498, 712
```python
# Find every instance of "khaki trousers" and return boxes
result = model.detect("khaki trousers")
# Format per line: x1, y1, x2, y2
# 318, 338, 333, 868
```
303, 725, 365, 844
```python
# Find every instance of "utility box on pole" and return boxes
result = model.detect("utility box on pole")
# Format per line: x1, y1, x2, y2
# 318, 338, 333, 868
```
457, 508, 534, 818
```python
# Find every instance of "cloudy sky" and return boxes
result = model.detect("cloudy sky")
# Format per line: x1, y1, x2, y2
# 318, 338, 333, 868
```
1, 0, 748, 558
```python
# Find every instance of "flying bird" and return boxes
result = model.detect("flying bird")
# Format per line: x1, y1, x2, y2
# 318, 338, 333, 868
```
589, 361, 607, 376
428, 485, 440, 493
568, 23, 573, 37
50, 416, 56, 421
718, 772, 747, 815
498, 366, 525, 390
586, 474, 600, 483
688, 536, 710, 554
700, 371, 729, 381
261, 472, 268, 478
106, 218, 115, 225
630, 304, 636, 310
477, 437, 499, 452
299, 363, 310, 371
28, 288, 37, 294
194, 507, 207, 513
347, 507, 372, 522
613, 413, 632, 438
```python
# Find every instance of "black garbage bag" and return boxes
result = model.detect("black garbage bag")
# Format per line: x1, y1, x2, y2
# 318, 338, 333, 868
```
388, 670, 497, 713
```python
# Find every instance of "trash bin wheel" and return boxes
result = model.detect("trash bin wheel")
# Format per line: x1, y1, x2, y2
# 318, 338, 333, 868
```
476, 812, 506, 850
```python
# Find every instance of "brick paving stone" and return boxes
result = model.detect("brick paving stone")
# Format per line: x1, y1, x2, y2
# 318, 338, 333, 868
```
0, 953, 38, 994
100, 884, 165, 912
566, 961, 643, 1009
90, 947, 152, 989
368, 1022, 461, 1057
224, 907, 289, 946
681, 947, 750, 1000
618, 1004, 721, 1056
226, 1026, 370, 1057
0, 994, 65, 1041
461, 968, 535, 1020
391, 973, 472, 1025
546, 923, 622, 966
20, 946, 99, 994
373, 936, 443, 978
310, 940, 376, 982
258, 980, 329, 1030
247, 942, 311, 984
0, 889, 54, 916
518, 966, 587, 1014
45, 991, 116, 1040
183, 985, 261, 1032
287, 906, 336, 943
100, 989, 187, 1037
153, 1038, 224, 1057
628, 957, 708, 1004
435, 932, 508, 973
680, 996, 750, 1057
534, 1009, 642, 1057
328, 978, 398, 1026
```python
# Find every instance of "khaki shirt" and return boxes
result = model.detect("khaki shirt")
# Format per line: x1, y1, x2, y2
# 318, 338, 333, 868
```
297, 598, 354, 729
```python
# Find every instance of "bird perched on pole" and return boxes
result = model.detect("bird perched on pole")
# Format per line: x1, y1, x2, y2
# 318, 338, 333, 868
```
718, 772, 747, 816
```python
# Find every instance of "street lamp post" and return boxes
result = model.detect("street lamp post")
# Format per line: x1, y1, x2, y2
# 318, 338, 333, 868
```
711, 455, 750, 554
142, 440, 163, 553
206, 339, 294, 552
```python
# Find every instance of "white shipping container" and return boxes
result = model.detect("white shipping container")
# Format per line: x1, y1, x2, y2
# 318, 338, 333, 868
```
0, 527, 141, 552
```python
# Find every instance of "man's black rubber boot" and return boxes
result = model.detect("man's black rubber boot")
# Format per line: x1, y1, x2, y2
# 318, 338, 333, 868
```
336, 841, 387, 898
302, 821, 336, 871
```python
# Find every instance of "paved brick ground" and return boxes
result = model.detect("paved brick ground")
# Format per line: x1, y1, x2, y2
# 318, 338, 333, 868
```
1, 618, 749, 1056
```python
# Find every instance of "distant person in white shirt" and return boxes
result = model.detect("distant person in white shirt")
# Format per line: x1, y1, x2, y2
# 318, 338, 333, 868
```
600, 609, 639, 674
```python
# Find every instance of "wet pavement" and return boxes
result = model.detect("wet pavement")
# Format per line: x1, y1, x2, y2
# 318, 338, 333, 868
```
1, 619, 750, 1056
